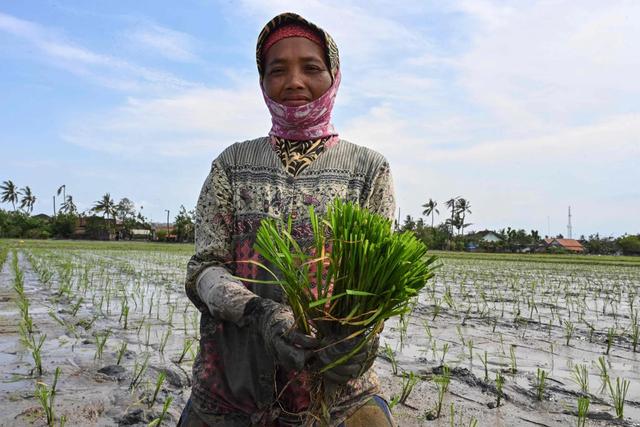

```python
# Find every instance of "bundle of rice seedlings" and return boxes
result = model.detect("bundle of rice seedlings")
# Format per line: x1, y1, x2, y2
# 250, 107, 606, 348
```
252, 199, 437, 425
253, 199, 438, 371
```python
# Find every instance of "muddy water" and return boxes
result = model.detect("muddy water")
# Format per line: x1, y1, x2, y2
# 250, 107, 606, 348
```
1, 247, 640, 426
380, 258, 640, 426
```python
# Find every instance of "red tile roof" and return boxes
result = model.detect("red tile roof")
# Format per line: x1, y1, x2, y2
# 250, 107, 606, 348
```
550, 238, 585, 252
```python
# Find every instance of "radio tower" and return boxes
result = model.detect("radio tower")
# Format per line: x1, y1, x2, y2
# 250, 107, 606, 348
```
567, 206, 573, 239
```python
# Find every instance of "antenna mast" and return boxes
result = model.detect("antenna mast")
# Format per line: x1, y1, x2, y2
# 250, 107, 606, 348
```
567, 206, 572, 239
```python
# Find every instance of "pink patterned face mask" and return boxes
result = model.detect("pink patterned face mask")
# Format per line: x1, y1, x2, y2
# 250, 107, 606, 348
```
262, 70, 341, 146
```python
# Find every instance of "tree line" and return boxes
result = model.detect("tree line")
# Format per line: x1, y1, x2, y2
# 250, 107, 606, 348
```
402, 196, 640, 255
0, 180, 195, 242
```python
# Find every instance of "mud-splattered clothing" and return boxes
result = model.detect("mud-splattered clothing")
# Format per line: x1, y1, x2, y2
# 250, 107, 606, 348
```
185, 137, 395, 426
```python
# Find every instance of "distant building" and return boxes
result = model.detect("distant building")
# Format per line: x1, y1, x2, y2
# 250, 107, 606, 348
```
465, 230, 503, 251
543, 238, 585, 253
468, 230, 503, 242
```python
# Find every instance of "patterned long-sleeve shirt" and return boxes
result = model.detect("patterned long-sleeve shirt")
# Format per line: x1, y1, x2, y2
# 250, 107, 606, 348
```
185, 137, 395, 426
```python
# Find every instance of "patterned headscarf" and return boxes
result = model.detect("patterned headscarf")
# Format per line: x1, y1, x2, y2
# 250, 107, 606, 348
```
256, 12, 340, 81
256, 13, 341, 144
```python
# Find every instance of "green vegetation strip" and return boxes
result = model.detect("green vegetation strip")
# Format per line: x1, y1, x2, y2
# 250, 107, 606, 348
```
431, 250, 640, 267
0, 238, 194, 254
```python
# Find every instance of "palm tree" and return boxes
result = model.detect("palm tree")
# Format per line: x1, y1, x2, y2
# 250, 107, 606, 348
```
19, 186, 37, 213
455, 198, 472, 236
60, 195, 77, 214
93, 193, 116, 220
445, 197, 460, 237
56, 184, 66, 201
1, 180, 20, 211
422, 198, 439, 228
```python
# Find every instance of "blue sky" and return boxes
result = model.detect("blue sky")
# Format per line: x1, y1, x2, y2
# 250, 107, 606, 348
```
1, 0, 638, 237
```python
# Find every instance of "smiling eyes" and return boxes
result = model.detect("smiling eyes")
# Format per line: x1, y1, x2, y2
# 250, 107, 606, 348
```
267, 63, 326, 76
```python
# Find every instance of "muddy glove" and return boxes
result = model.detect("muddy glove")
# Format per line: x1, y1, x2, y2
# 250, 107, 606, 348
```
315, 332, 380, 384
244, 297, 318, 371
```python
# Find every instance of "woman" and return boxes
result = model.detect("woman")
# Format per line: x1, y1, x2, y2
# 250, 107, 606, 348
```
180, 12, 396, 427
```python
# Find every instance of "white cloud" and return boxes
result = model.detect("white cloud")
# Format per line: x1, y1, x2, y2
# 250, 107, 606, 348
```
0, 12, 191, 92
124, 22, 198, 62
450, 0, 640, 134
62, 83, 271, 157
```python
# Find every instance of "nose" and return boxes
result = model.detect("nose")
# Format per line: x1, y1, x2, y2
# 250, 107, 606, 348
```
283, 67, 305, 91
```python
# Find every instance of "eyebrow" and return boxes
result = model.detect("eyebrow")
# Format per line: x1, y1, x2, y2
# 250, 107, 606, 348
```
266, 56, 326, 67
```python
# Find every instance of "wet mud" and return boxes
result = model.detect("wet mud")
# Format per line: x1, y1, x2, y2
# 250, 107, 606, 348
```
1, 247, 640, 426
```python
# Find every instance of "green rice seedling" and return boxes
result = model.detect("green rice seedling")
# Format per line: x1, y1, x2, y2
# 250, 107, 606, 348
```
535, 368, 548, 401
149, 372, 166, 408
432, 299, 442, 321
468, 417, 478, 427
596, 356, 610, 393
122, 304, 130, 330
384, 343, 398, 375
18, 297, 34, 336
29, 333, 46, 376
441, 342, 449, 365
70, 297, 83, 317
432, 365, 451, 419
631, 321, 639, 353
130, 354, 150, 390
177, 338, 194, 364
606, 328, 616, 355
159, 328, 172, 354
423, 320, 433, 342
145, 323, 152, 347
564, 320, 575, 346
443, 286, 455, 310
461, 306, 472, 326
467, 339, 474, 363
136, 316, 147, 336
94, 331, 110, 360
509, 345, 517, 374
167, 304, 176, 326
456, 325, 466, 346
399, 313, 410, 350
495, 372, 505, 407
397, 371, 418, 404
583, 320, 595, 343
572, 364, 589, 394
576, 396, 589, 427
449, 402, 454, 427
148, 396, 173, 427
388, 395, 400, 410
34, 367, 62, 427
479, 350, 489, 381
608, 377, 630, 419
116, 341, 128, 365
148, 292, 155, 316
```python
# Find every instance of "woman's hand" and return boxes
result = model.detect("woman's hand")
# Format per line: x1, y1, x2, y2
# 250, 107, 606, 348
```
314, 332, 379, 384
244, 297, 318, 371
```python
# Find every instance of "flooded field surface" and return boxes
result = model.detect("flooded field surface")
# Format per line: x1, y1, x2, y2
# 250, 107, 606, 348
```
1, 240, 639, 426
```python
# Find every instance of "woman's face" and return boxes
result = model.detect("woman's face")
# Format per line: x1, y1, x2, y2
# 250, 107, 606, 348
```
262, 37, 332, 107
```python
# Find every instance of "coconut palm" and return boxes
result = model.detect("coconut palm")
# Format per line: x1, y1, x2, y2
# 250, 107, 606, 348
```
455, 198, 472, 236
56, 184, 66, 201
422, 198, 439, 228
60, 195, 77, 214
93, 193, 116, 220
445, 197, 460, 237
1, 180, 21, 211
19, 186, 37, 213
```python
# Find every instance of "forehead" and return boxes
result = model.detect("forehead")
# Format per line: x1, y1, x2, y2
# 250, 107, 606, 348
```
264, 37, 326, 65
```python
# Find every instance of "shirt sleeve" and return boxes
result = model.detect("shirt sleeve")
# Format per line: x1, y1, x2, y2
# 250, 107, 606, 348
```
185, 157, 256, 322
365, 161, 396, 222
